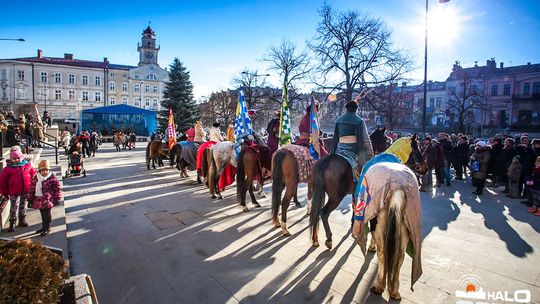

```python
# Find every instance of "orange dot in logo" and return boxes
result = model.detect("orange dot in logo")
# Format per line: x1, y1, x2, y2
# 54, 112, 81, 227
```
466, 284, 476, 293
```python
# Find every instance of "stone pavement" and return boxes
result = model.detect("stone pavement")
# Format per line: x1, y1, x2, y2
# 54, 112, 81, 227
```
63, 146, 540, 304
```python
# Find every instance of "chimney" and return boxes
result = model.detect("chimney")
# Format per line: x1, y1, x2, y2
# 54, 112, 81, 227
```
527, 62, 531, 65
500, 62, 504, 69
64, 53, 73, 60
486, 58, 496, 70
37, 49, 43, 59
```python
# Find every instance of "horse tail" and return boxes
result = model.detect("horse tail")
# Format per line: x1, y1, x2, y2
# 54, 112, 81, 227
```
385, 189, 406, 289
146, 142, 151, 169
271, 150, 286, 217
202, 148, 209, 178
236, 149, 247, 198
169, 144, 177, 169
309, 155, 330, 242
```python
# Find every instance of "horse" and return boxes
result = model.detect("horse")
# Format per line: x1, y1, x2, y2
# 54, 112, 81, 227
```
369, 126, 391, 154
169, 142, 202, 182
146, 140, 168, 170
309, 134, 428, 300
236, 143, 272, 212
207, 141, 237, 199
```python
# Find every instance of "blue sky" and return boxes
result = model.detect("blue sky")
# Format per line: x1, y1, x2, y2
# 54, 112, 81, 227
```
2, 0, 539, 98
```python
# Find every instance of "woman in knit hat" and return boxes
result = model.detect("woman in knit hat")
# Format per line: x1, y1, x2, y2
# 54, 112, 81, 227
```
27, 160, 62, 236
0, 148, 36, 232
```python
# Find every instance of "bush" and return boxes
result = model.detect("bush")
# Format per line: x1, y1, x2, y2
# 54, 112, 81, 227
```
0, 239, 69, 304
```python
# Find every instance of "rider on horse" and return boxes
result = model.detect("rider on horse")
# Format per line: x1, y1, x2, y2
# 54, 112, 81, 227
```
266, 111, 280, 156
209, 122, 224, 142
295, 104, 328, 156
331, 101, 374, 179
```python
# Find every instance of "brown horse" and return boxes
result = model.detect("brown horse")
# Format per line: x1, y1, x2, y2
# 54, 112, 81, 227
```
369, 127, 391, 154
236, 144, 272, 212
146, 140, 168, 169
169, 142, 202, 183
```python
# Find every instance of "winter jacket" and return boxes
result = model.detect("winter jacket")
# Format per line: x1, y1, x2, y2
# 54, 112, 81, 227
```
497, 146, 516, 176
439, 138, 453, 162
452, 142, 469, 166
507, 161, 521, 181
489, 142, 503, 174
422, 143, 436, 169
0, 161, 36, 195
433, 142, 445, 169
27, 173, 62, 209
472, 146, 491, 180
516, 144, 536, 176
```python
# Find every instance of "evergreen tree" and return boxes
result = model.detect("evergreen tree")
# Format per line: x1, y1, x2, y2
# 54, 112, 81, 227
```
159, 58, 200, 133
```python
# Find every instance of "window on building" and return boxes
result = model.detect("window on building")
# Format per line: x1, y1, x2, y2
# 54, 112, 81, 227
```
145, 98, 150, 106
69, 74, 75, 84
17, 88, 26, 99
95, 76, 101, 86
55, 73, 61, 83
122, 96, 128, 104
39, 88, 46, 100
146, 74, 157, 80
123, 74, 128, 78
153, 98, 158, 107
524, 82, 530, 95
82, 91, 88, 101
18, 70, 24, 81
41, 72, 48, 82
436, 97, 442, 108
95, 92, 101, 102
109, 81, 115, 91
471, 84, 478, 94
503, 84, 511, 96
69, 91, 75, 101
122, 82, 128, 91
429, 97, 435, 108
82, 75, 88, 85
134, 74, 140, 79
55, 90, 61, 100
109, 96, 116, 105
533, 82, 540, 95
0, 69, 6, 80
110, 72, 115, 77
135, 98, 140, 107
491, 85, 498, 96
417, 98, 423, 108
153, 85, 158, 93
145, 85, 150, 93
134, 84, 140, 92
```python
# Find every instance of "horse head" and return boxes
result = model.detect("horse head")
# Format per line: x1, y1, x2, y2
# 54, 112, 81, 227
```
370, 127, 388, 154
406, 133, 428, 176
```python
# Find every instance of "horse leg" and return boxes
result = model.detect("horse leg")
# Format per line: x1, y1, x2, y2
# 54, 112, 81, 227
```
280, 187, 295, 236
388, 222, 409, 300
256, 181, 266, 198
294, 193, 301, 208
249, 184, 261, 208
214, 164, 225, 199
196, 171, 202, 184
371, 209, 388, 295
368, 218, 378, 252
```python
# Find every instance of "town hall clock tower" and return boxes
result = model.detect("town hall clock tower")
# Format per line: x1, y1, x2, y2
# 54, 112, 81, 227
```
137, 25, 160, 66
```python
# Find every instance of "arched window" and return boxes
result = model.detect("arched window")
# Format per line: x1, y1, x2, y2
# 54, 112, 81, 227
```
145, 74, 158, 80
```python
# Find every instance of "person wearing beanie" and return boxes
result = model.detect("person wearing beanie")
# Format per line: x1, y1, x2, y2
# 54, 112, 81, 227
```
471, 140, 492, 195
507, 156, 522, 199
0, 149, 36, 232
27, 159, 62, 236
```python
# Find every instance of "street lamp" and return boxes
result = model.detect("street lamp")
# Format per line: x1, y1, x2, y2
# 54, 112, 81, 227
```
422, 0, 449, 137
0, 38, 25, 41
240, 71, 270, 108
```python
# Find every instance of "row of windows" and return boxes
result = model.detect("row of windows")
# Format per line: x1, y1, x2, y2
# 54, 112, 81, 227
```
40, 89, 160, 105
108, 96, 158, 106
490, 82, 540, 96
417, 97, 443, 108
39, 72, 102, 86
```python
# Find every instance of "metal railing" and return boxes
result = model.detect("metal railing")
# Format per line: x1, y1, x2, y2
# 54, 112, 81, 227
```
21, 134, 59, 165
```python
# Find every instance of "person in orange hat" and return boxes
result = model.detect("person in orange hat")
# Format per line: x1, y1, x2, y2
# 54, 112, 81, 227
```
27, 160, 62, 236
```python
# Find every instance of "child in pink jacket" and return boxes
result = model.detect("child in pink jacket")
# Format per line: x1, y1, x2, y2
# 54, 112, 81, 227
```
27, 160, 62, 236
0, 148, 36, 232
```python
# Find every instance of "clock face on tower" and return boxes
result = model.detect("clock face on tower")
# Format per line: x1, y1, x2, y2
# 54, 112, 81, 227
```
144, 51, 153, 59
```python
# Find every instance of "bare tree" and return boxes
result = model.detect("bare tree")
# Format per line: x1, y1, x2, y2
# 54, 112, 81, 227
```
364, 83, 415, 130
447, 72, 485, 133
200, 90, 237, 129
231, 69, 269, 109
308, 4, 413, 115
263, 39, 311, 112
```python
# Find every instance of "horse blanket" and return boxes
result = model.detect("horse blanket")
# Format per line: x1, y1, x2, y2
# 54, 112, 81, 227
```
179, 141, 199, 170
248, 144, 272, 174
352, 162, 422, 289
279, 144, 315, 183
211, 141, 237, 191
196, 141, 216, 175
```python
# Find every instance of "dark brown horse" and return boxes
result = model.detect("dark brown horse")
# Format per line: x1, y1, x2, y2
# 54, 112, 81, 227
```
146, 140, 168, 169
370, 126, 391, 154
169, 142, 202, 183
309, 134, 427, 249
236, 144, 271, 212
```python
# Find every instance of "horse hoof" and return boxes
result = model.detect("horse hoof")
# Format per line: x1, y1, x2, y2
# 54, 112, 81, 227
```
295, 203, 301, 208
211, 195, 217, 199
253, 203, 261, 208
325, 240, 333, 250
242, 206, 250, 212
312, 241, 320, 247
280, 223, 291, 236
370, 286, 384, 295
272, 219, 280, 228
218, 195, 223, 200
259, 193, 267, 198
368, 246, 377, 252
389, 291, 401, 300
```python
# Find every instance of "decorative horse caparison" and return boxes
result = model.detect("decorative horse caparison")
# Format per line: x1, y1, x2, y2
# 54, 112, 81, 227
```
169, 142, 202, 183
309, 135, 428, 300
146, 140, 168, 169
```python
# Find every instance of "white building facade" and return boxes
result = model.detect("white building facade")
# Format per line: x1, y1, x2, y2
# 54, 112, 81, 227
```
0, 26, 168, 119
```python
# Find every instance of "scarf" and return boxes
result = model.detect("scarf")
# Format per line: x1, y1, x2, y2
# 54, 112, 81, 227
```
36, 172, 53, 197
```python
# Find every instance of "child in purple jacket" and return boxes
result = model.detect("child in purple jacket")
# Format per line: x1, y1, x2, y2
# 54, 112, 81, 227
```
27, 160, 62, 236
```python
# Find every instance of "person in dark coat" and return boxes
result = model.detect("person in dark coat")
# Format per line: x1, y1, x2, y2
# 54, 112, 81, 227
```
266, 111, 280, 156
437, 133, 453, 186
453, 136, 469, 180
471, 141, 491, 195
489, 137, 504, 187
432, 139, 445, 187
516, 136, 535, 198
420, 136, 435, 192
497, 137, 516, 194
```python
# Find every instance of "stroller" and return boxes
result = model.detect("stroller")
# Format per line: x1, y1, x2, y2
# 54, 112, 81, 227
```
65, 151, 86, 178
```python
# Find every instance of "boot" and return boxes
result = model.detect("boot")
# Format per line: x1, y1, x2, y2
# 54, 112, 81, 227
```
18, 215, 29, 228
7, 219, 16, 232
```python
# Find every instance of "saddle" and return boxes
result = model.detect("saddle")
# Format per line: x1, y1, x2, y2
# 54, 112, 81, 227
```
279, 144, 315, 183
245, 144, 272, 180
